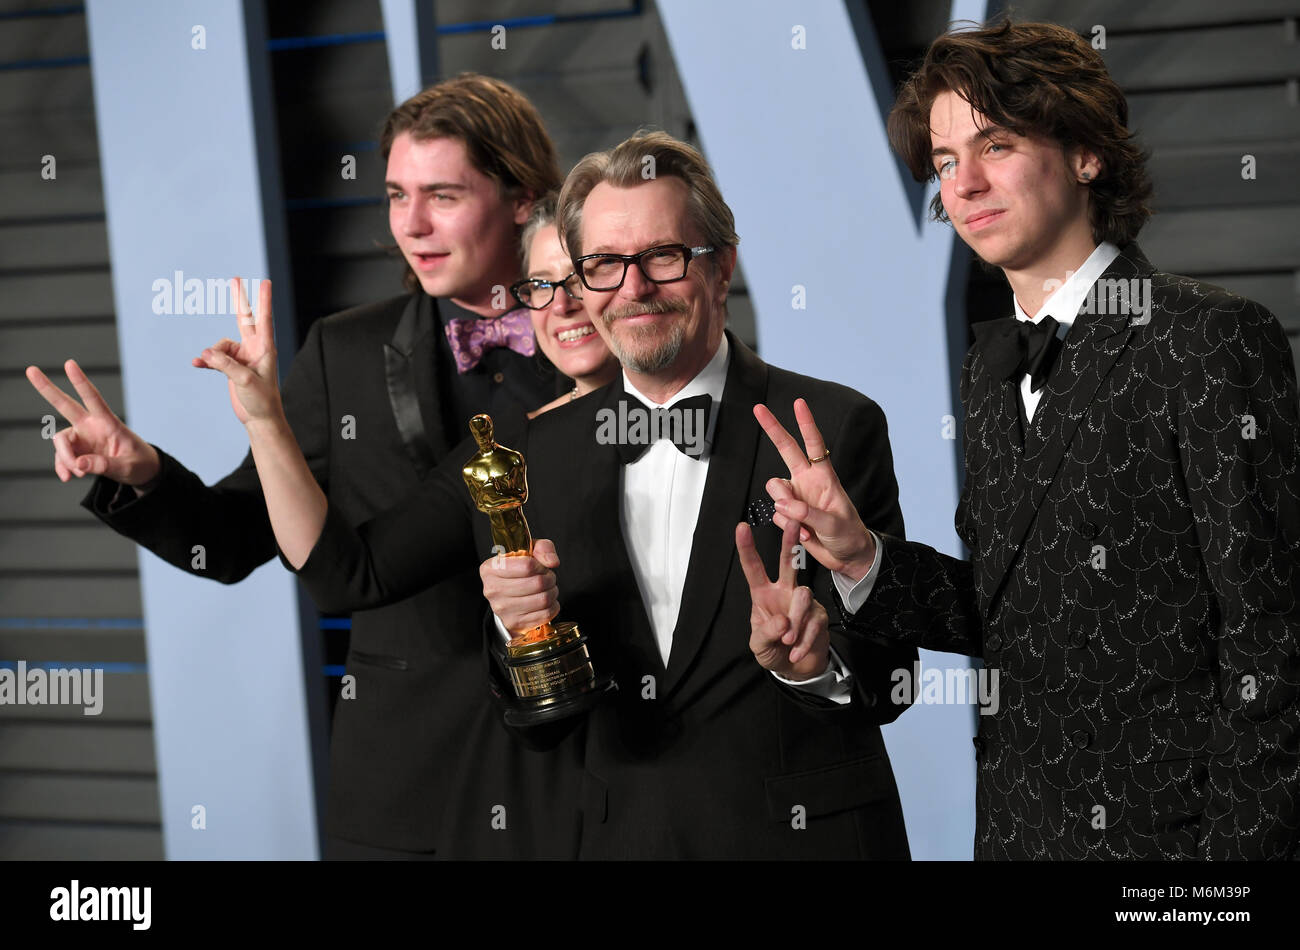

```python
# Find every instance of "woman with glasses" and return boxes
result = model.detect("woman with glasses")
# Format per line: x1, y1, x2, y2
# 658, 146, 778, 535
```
510, 194, 619, 415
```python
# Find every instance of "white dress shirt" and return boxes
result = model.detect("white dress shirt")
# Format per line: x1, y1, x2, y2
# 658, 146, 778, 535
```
620, 335, 729, 662
838, 242, 1121, 612
1013, 241, 1120, 421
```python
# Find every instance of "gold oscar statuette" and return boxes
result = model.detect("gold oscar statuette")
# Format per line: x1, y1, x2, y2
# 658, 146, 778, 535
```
463, 413, 614, 725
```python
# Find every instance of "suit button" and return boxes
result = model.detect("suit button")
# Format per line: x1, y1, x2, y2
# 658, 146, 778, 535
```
1071, 730, 1091, 749
492, 371, 505, 383
1078, 520, 1099, 539
1069, 630, 1089, 649
987, 633, 1003, 651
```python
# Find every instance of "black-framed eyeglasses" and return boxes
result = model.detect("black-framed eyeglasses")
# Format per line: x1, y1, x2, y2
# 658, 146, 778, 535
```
574, 244, 715, 292
510, 272, 584, 310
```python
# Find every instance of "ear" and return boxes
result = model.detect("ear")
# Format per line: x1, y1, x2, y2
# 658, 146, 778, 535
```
1070, 147, 1102, 185
715, 244, 738, 296
513, 189, 535, 226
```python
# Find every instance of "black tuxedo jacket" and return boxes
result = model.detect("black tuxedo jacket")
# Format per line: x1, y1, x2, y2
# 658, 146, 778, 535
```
834, 244, 1300, 859
83, 293, 579, 857
300, 330, 918, 858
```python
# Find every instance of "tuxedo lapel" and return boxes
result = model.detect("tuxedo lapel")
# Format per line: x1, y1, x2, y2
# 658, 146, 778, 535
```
663, 332, 765, 693
980, 247, 1153, 615
383, 294, 450, 478
578, 381, 663, 681
1007, 380, 1026, 449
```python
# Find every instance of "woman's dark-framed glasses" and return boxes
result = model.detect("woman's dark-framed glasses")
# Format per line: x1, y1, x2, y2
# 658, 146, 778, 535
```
510, 272, 584, 310
575, 244, 715, 292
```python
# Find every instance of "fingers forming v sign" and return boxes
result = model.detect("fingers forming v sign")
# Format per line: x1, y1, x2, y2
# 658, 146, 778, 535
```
753, 398, 873, 578
736, 518, 829, 680
25, 359, 160, 485
192, 278, 281, 425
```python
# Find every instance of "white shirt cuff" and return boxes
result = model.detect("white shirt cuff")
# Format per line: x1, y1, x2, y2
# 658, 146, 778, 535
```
831, 529, 883, 615
492, 613, 513, 644
772, 645, 853, 705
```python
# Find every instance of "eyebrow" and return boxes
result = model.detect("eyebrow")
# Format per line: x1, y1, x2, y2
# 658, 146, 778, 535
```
526, 266, 571, 280
583, 239, 683, 255
384, 181, 470, 192
929, 125, 1013, 159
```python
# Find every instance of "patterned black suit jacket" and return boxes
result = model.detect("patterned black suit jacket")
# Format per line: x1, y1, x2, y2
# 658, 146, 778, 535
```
835, 243, 1300, 859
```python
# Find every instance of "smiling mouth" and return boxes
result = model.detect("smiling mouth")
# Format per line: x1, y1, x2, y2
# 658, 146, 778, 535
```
556, 325, 596, 343
965, 210, 1005, 228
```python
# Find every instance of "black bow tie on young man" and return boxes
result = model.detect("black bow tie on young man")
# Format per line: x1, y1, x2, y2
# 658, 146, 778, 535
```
978, 315, 1064, 393
613, 393, 713, 464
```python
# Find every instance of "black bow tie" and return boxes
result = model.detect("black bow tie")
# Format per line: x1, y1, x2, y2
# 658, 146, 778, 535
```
976, 316, 1064, 393
611, 393, 713, 464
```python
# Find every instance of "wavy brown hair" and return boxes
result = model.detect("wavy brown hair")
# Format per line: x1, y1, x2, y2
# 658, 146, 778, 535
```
381, 73, 562, 291
887, 18, 1152, 246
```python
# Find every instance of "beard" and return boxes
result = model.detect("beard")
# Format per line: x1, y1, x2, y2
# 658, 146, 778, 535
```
600, 298, 689, 374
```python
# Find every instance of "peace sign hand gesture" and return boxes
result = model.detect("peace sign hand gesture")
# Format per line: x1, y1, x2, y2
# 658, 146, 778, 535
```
192, 278, 283, 427
736, 518, 830, 680
753, 398, 876, 582
25, 360, 162, 488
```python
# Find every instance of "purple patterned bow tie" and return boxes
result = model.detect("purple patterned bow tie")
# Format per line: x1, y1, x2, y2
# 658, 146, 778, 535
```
444, 308, 536, 374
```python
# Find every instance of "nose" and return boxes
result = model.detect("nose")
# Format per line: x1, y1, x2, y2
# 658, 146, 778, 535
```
953, 157, 988, 201
550, 284, 583, 317
399, 198, 431, 237
618, 259, 655, 300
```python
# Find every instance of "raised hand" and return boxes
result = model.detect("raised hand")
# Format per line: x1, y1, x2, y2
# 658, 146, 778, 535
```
753, 398, 876, 581
192, 277, 282, 426
736, 518, 830, 680
25, 359, 161, 488
480, 538, 562, 635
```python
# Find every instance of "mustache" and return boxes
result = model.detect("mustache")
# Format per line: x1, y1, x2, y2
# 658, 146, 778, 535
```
603, 298, 689, 322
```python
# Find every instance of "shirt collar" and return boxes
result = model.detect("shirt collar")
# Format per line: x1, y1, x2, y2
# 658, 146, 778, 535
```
622, 333, 730, 409
1012, 241, 1121, 334
435, 295, 525, 327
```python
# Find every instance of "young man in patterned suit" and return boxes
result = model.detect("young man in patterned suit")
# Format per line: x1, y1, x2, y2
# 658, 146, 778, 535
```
744, 19, 1300, 859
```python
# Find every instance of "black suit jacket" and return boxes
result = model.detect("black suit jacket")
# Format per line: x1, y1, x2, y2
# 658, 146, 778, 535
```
83, 293, 579, 857
299, 331, 918, 858
834, 244, 1300, 859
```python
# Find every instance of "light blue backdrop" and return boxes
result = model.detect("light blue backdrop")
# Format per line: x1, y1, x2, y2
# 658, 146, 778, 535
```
86, 0, 319, 859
